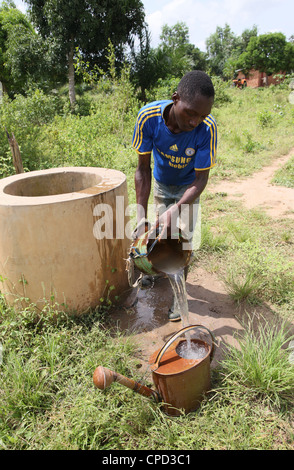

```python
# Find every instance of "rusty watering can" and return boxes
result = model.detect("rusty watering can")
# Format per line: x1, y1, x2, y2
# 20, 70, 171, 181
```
126, 223, 191, 286
93, 325, 216, 416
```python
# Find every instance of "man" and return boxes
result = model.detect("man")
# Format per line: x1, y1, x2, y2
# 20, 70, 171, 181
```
132, 70, 217, 321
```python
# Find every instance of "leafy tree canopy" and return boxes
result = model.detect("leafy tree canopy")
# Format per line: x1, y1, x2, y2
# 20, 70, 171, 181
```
0, 1, 36, 94
129, 21, 207, 101
237, 32, 294, 74
158, 22, 207, 75
205, 23, 240, 76
25, 0, 145, 68
0, 0, 67, 95
24, 0, 145, 106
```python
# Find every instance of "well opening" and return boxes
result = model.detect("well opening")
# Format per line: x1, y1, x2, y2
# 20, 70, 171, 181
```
3, 171, 103, 197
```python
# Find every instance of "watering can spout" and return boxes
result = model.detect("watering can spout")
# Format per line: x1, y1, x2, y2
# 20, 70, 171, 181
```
93, 366, 160, 402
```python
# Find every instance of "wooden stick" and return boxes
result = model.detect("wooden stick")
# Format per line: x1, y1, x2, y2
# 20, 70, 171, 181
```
6, 129, 24, 174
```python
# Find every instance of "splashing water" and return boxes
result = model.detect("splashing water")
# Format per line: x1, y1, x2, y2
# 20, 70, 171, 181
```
167, 267, 190, 328
176, 341, 207, 360
167, 268, 208, 360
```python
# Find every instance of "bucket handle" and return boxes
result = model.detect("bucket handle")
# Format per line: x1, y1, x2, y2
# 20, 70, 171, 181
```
152, 325, 216, 370
130, 223, 165, 259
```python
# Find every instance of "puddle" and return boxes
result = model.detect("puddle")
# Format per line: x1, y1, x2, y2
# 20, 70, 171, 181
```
111, 277, 173, 332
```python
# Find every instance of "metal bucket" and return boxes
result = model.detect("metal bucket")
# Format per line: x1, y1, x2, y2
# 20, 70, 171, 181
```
149, 325, 215, 416
128, 226, 191, 276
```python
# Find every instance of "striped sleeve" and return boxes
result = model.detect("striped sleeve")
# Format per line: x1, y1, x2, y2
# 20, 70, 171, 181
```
132, 104, 161, 154
194, 115, 217, 170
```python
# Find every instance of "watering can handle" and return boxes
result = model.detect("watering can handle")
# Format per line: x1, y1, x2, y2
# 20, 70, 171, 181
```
152, 325, 216, 370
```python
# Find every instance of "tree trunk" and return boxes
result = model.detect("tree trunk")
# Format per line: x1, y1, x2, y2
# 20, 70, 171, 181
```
68, 39, 76, 108
1, 81, 8, 95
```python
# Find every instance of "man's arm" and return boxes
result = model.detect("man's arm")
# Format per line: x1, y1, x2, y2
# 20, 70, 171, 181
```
134, 152, 152, 223
158, 169, 210, 237
177, 169, 210, 206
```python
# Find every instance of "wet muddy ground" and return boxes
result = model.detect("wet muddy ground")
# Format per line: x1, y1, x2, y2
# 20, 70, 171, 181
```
110, 268, 245, 374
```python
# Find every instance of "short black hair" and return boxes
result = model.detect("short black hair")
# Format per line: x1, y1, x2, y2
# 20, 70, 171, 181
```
177, 70, 215, 102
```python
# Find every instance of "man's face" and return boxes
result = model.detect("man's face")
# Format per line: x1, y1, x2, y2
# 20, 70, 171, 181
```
172, 92, 214, 132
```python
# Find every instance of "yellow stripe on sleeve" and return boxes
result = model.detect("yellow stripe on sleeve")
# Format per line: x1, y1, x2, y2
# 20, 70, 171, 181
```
203, 116, 217, 166
132, 106, 161, 150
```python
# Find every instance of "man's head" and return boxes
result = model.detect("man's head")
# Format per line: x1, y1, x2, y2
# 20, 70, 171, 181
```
177, 70, 215, 102
171, 71, 214, 132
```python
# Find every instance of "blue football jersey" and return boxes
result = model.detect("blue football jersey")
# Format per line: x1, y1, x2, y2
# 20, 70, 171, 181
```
132, 100, 217, 185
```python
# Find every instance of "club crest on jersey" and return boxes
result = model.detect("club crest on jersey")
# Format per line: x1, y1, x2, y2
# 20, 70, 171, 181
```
185, 148, 195, 156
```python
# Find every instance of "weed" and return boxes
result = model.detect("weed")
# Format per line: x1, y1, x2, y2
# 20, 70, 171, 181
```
223, 240, 294, 306
271, 155, 294, 189
257, 109, 274, 127
281, 231, 292, 243
220, 317, 294, 408
242, 130, 261, 153
225, 270, 261, 304
226, 220, 252, 243
200, 224, 228, 253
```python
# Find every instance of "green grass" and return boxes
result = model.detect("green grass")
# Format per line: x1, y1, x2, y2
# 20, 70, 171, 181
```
198, 181, 294, 316
211, 86, 294, 181
220, 317, 294, 409
272, 155, 294, 188
0, 299, 293, 450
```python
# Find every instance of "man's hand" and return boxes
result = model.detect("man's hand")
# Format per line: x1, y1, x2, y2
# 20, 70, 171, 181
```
131, 218, 150, 241
156, 204, 179, 240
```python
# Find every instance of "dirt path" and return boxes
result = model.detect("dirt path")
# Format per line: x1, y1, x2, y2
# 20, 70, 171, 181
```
208, 150, 294, 218
110, 150, 294, 378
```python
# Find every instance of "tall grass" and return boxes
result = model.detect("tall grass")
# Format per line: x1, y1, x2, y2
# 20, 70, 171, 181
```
220, 318, 294, 409
212, 86, 294, 181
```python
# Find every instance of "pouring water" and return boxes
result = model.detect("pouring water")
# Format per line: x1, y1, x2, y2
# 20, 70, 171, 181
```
167, 267, 206, 360
131, 227, 208, 361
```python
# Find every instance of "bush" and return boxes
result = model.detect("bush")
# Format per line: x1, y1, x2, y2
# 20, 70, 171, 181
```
0, 89, 62, 176
145, 76, 179, 102
257, 109, 274, 127
1, 88, 61, 131
145, 75, 232, 108
211, 76, 232, 107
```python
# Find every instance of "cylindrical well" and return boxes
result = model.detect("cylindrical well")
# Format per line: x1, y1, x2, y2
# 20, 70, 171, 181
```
0, 167, 130, 313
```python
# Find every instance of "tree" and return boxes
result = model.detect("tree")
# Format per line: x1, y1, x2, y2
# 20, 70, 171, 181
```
237, 32, 294, 75
0, 1, 64, 95
223, 25, 258, 79
156, 22, 207, 79
25, 0, 145, 107
205, 24, 239, 77
129, 21, 207, 100
0, 0, 34, 94
129, 24, 160, 101
160, 22, 190, 50
239, 25, 258, 50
